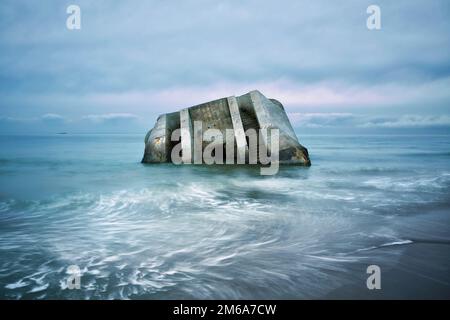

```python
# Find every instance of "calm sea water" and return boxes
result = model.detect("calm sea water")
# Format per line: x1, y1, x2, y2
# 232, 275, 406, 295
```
0, 134, 449, 299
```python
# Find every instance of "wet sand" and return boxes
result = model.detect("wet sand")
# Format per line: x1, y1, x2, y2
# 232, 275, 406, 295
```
326, 209, 450, 299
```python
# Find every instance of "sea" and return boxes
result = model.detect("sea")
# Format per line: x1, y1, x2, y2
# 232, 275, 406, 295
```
0, 134, 449, 299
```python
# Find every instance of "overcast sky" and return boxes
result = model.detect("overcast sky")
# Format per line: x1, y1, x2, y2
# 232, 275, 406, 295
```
0, 0, 449, 134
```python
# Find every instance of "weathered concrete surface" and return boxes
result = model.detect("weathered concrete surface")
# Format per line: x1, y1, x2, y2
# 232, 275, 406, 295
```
142, 90, 311, 166
142, 112, 179, 163
180, 108, 193, 164
227, 96, 247, 162
249, 90, 310, 165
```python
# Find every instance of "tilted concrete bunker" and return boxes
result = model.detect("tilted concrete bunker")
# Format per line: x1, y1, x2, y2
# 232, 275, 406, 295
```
142, 90, 311, 166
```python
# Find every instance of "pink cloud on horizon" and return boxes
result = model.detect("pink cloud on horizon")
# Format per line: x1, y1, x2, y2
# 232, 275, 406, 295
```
83, 77, 450, 112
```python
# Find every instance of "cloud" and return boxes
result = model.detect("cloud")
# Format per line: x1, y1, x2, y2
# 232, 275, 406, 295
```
41, 113, 66, 123
288, 112, 355, 128
0, 114, 65, 124
360, 115, 450, 128
69, 76, 450, 113
146, 82, 391, 108
0, 114, 67, 133
82, 113, 139, 123
288, 113, 450, 130
1, 0, 449, 133
0, 116, 29, 123
1, 0, 449, 96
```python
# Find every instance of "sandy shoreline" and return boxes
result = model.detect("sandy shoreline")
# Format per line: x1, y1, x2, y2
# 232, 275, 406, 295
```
326, 209, 450, 299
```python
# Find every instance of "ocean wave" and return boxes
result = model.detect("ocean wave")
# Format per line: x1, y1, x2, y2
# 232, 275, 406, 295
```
1, 170, 449, 299
0, 184, 382, 299
363, 173, 450, 192
321, 166, 402, 175
355, 239, 414, 253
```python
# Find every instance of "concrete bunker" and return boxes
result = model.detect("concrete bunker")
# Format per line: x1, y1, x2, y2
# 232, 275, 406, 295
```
142, 90, 310, 166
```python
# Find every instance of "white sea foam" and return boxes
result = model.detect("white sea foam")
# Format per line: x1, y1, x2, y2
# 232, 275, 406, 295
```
1, 166, 449, 299
28, 283, 49, 293
5, 280, 30, 289
363, 173, 450, 192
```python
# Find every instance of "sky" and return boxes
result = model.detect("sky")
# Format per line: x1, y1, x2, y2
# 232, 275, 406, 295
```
0, 0, 449, 134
